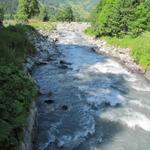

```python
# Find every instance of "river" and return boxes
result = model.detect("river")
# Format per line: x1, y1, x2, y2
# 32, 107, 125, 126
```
32, 24, 150, 150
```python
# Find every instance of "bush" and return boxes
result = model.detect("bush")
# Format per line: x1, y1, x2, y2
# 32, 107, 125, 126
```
0, 24, 37, 149
0, 65, 37, 149
0, 8, 4, 21
0, 25, 35, 67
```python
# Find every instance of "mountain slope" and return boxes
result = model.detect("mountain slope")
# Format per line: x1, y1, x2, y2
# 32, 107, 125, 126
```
0, 0, 99, 16
0, 0, 17, 13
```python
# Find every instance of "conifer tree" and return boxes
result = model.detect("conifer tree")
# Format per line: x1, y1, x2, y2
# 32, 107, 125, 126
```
17, 0, 39, 20
27, 0, 39, 18
39, 5, 49, 21
90, 0, 150, 37
16, 0, 28, 20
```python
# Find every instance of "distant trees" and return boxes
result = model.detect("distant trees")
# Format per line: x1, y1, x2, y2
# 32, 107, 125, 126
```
28, 0, 39, 18
17, 0, 39, 20
39, 5, 49, 21
90, 0, 150, 37
56, 6, 74, 22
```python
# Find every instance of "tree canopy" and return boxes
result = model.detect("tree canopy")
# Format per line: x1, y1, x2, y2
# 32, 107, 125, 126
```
17, 0, 39, 20
90, 0, 150, 37
56, 6, 74, 22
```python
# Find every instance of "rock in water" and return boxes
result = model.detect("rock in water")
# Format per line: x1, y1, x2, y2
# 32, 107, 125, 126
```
61, 105, 69, 111
44, 99, 55, 104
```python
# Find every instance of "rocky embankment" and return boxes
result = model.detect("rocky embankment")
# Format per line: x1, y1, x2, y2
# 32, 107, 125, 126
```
55, 22, 150, 80
21, 29, 58, 150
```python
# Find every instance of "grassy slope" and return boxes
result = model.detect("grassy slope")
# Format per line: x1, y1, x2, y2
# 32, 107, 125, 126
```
0, 24, 37, 149
103, 32, 150, 70
28, 20, 56, 31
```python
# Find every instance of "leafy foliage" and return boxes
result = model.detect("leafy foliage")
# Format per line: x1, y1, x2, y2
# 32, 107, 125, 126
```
17, 0, 39, 20
0, 65, 37, 149
0, 8, 4, 21
56, 6, 74, 22
16, 0, 28, 20
0, 25, 35, 66
0, 0, 99, 21
39, 5, 49, 21
103, 32, 150, 70
0, 25, 37, 149
90, 0, 150, 37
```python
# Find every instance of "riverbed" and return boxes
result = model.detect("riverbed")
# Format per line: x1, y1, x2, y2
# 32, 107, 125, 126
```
32, 23, 150, 150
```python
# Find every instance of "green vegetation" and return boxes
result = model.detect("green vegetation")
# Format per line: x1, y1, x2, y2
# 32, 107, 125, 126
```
28, 20, 56, 31
0, 0, 99, 21
87, 0, 150, 70
103, 32, 150, 70
0, 25, 35, 66
0, 8, 4, 21
0, 24, 37, 149
90, 0, 150, 37
56, 6, 74, 22
16, 0, 39, 20
39, 5, 49, 21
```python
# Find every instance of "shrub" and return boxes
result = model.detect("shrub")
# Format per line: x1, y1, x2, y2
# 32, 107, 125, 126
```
0, 65, 37, 149
0, 8, 4, 21
0, 25, 35, 67
0, 24, 37, 149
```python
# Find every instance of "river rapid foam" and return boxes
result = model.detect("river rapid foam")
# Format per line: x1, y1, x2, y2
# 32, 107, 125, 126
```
32, 23, 150, 150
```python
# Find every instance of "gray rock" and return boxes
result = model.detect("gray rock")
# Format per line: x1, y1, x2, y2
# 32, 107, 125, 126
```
20, 102, 37, 150
145, 71, 150, 80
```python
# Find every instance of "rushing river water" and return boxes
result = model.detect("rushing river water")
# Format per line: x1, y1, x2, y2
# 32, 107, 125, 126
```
32, 26, 150, 150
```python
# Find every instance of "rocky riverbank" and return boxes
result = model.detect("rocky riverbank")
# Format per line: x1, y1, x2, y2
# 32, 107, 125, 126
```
21, 28, 58, 150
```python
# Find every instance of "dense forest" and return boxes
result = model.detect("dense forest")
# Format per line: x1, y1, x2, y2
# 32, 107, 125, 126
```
89, 0, 150, 37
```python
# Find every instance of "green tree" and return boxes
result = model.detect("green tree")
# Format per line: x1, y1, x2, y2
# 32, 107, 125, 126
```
17, 0, 39, 20
56, 6, 74, 22
90, 0, 149, 37
27, 0, 39, 18
129, 0, 150, 36
39, 5, 49, 21
16, 0, 28, 21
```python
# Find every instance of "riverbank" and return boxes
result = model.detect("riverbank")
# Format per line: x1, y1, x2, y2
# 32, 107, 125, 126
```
80, 24, 150, 80
38, 22, 150, 80
0, 25, 37, 149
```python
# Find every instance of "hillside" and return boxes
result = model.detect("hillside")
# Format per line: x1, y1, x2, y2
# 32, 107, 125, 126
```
0, 0, 99, 18
0, 0, 17, 13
